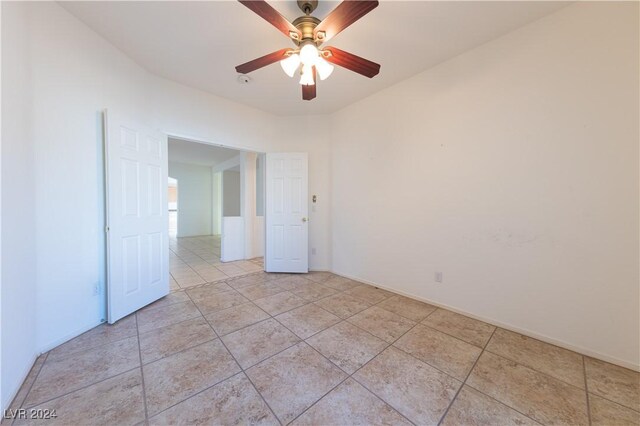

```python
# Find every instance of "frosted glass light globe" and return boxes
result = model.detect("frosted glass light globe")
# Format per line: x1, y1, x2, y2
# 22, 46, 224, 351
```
315, 56, 334, 80
280, 54, 300, 77
299, 43, 319, 66
299, 64, 315, 85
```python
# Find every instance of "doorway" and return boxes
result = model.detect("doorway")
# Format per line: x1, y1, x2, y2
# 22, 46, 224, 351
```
104, 111, 309, 322
166, 136, 264, 290
168, 177, 178, 238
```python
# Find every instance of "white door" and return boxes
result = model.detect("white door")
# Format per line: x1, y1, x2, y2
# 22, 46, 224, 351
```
105, 110, 169, 323
265, 153, 308, 273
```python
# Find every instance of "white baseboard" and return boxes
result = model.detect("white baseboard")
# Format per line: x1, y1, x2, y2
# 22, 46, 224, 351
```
2, 353, 37, 412
38, 318, 104, 354
333, 270, 640, 372
4, 319, 110, 412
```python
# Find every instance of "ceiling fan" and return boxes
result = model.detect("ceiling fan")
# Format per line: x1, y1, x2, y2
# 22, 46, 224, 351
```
235, 0, 381, 101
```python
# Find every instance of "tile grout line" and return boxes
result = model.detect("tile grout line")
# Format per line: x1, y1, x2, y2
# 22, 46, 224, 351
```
277, 318, 416, 426
335, 275, 640, 390
263, 282, 387, 343
187, 275, 379, 424
343, 310, 440, 425
363, 292, 599, 397
583, 356, 593, 426
39, 324, 142, 363
174, 268, 266, 292
171, 248, 215, 285
418, 315, 495, 348
436, 327, 497, 425
436, 328, 545, 426
461, 378, 547, 425
337, 302, 482, 382
211, 315, 273, 339
138, 311, 206, 337
7, 352, 49, 425
134, 314, 150, 422
236, 365, 283, 426
335, 272, 640, 381
147, 371, 252, 422
170, 239, 262, 287
286, 300, 441, 426
274, 312, 398, 424
461, 346, 608, 424
480, 346, 591, 393
183, 287, 284, 426
19, 365, 143, 413
145, 335, 220, 367
456, 382, 545, 425
584, 393, 640, 415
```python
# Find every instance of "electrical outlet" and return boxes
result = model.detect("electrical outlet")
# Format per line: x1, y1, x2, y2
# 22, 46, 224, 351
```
434, 272, 443, 283
311, 248, 317, 255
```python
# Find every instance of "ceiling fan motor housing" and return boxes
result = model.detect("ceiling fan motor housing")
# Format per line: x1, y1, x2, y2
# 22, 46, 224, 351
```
292, 15, 321, 45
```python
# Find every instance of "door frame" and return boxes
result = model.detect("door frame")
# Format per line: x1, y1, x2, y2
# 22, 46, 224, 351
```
162, 132, 266, 263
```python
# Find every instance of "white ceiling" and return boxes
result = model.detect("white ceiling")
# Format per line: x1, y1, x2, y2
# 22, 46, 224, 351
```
168, 137, 239, 166
61, 1, 568, 116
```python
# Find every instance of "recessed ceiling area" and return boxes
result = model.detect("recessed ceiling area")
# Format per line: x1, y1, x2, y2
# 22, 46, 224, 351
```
60, 1, 568, 116
168, 137, 240, 167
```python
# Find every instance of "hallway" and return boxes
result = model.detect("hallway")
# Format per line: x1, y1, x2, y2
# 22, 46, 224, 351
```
170, 235, 263, 289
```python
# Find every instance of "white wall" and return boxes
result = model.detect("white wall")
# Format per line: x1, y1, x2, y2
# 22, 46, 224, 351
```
254, 154, 266, 258
330, 2, 639, 369
168, 161, 213, 237
212, 171, 222, 235
277, 115, 333, 271
1, 2, 38, 410
256, 154, 265, 217
26, 1, 151, 359
223, 170, 241, 216
0, 0, 332, 408
240, 152, 255, 259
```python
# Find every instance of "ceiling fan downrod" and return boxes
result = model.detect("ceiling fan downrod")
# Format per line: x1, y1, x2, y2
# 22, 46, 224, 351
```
297, 0, 318, 15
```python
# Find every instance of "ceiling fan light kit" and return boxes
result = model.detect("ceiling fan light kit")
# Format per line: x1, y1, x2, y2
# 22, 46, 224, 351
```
235, 0, 381, 100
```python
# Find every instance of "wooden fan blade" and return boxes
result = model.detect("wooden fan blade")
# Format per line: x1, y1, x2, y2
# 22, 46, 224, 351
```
314, 1, 378, 43
323, 46, 380, 78
235, 48, 291, 74
302, 67, 317, 101
238, 0, 301, 40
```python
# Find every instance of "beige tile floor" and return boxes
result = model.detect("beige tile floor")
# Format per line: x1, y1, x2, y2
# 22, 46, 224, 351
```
169, 235, 264, 290
4, 271, 639, 426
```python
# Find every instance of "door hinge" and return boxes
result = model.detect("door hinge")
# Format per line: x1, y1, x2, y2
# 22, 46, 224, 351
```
105, 226, 110, 233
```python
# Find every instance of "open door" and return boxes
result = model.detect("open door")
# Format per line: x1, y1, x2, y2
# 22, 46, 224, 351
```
104, 110, 169, 323
265, 153, 308, 273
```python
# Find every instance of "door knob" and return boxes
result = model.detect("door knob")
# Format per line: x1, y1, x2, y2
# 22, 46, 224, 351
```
302, 217, 308, 222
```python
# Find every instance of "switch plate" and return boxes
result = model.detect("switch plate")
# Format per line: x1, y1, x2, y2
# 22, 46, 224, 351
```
434, 272, 443, 283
